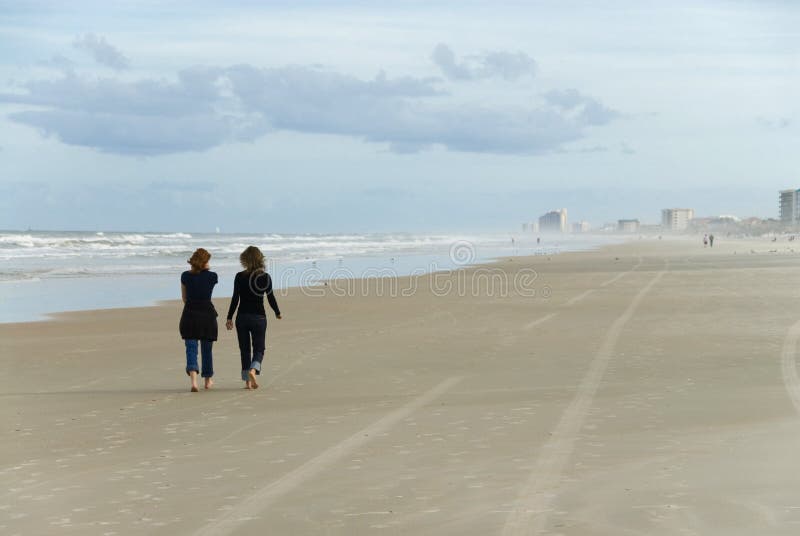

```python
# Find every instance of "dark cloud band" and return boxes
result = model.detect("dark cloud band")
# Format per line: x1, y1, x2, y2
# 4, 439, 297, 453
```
1, 52, 619, 156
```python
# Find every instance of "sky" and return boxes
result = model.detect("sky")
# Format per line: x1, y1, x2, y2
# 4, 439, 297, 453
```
0, 0, 798, 233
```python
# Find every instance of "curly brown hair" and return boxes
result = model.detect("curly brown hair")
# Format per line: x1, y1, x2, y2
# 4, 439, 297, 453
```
239, 246, 265, 272
187, 248, 211, 273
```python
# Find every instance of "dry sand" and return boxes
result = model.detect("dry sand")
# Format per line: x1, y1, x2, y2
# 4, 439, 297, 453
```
3, 237, 800, 535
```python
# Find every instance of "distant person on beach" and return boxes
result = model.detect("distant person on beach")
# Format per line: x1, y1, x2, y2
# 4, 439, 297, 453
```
709, 234, 714, 247
226, 246, 282, 390
179, 248, 218, 392
703, 234, 708, 247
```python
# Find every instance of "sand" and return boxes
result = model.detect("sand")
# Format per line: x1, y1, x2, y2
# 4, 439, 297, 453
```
3, 237, 800, 535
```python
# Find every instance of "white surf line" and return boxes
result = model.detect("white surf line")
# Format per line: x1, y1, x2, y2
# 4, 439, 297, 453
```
194, 376, 463, 536
780, 319, 800, 414
502, 263, 667, 536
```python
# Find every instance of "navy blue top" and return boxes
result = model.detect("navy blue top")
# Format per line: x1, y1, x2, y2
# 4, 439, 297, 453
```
181, 270, 218, 301
226, 270, 280, 320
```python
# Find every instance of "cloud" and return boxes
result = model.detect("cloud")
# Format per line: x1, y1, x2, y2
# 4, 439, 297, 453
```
431, 44, 471, 80
573, 145, 609, 154
0, 59, 619, 156
38, 54, 75, 70
431, 43, 537, 81
8, 109, 252, 155
480, 50, 538, 80
543, 89, 620, 126
1, 69, 267, 154
757, 116, 791, 129
73, 33, 130, 70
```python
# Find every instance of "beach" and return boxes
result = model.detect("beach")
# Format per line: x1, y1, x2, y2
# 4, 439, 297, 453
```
3, 237, 800, 535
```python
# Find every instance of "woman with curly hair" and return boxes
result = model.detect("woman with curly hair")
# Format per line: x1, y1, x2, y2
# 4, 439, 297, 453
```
226, 246, 282, 389
179, 248, 218, 392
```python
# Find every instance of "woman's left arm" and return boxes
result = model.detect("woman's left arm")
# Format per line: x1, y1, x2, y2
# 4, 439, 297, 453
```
265, 274, 282, 319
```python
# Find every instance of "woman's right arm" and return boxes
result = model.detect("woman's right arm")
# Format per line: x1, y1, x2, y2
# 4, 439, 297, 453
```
226, 274, 240, 329
264, 274, 282, 319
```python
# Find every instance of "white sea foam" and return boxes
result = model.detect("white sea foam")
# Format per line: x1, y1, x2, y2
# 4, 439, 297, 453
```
0, 230, 618, 282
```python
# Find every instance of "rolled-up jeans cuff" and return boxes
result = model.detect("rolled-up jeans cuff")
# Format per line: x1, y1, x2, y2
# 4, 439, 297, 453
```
250, 360, 262, 375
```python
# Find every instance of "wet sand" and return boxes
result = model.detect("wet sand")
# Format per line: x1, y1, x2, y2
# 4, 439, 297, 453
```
3, 238, 800, 535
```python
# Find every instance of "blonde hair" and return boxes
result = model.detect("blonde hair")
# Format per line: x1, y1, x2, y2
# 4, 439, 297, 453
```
239, 246, 265, 272
187, 248, 211, 273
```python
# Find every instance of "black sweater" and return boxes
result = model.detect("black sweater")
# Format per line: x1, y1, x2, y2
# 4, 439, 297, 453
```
226, 270, 281, 320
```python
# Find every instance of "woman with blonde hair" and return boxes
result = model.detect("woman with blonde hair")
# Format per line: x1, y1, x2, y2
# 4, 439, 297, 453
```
179, 248, 218, 392
226, 246, 281, 389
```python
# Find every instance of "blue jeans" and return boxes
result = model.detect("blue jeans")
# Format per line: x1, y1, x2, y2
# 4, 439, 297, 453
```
185, 339, 214, 378
236, 314, 267, 381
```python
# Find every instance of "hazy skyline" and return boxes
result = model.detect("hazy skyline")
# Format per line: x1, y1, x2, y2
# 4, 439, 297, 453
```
1, 1, 798, 233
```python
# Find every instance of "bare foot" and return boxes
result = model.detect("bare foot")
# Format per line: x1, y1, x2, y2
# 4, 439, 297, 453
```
244, 380, 252, 390
248, 369, 259, 389
204, 378, 214, 390
189, 371, 199, 392
191, 386, 199, 392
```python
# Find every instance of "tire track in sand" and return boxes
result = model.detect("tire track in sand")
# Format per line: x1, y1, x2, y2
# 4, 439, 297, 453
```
194, 376, 463, 536
502, 261, 666, 536
780, 319, 800, 414
523, 255, 643, 331
0, 310, 454, 500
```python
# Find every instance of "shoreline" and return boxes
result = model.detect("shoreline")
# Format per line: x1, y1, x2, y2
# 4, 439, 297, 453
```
5, 231, 797, 326
0, 235, 628, 324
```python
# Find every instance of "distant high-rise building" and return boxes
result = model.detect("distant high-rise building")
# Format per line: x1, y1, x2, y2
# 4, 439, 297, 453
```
538, 209, 568, 233
779, 189, 800, 224
661, 208, 694, 231
572, 221, 590, 233
617, 219, 640, 233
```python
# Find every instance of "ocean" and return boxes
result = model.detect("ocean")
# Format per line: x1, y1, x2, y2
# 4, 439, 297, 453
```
0, 230, 623, 322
